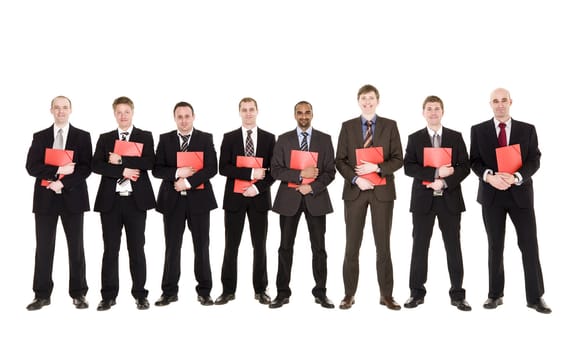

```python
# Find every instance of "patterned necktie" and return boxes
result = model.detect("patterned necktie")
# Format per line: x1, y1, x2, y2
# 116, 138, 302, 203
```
300, 131, 309, 151
54, 128, 64, 149
245, 129, 254, 156
179, 134, 190, 152
433, 132, 440, 148
120, 131, 129, 141
363, 120, 373, 148
498, 122, 507, 147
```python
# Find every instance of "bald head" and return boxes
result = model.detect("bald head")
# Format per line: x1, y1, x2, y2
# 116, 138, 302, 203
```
489, 88, 512, 121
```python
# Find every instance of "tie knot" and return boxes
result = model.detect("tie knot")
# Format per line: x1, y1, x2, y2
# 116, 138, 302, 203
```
499, 122, 506, 130
120, 131, 129, 140
367, 120, 373, 128
301, 131, 308, 137
247, 129, 253, 136
179, 134, 189, 142
57, 128, 63, 134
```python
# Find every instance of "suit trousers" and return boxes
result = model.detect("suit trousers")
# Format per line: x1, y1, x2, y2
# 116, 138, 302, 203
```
482, 190, 545, 303
343, 190, 394, 297
33, 196, 88, 299
275, 198, 328, 299
99, 195, 148, 300
220, 202, 268, 294
161, 196, 212, 297
409, 197, 465, 300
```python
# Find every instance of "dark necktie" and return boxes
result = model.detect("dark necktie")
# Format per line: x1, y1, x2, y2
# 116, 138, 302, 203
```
300, 131, 309, 151
245, 129, 254, 156
54, 128, 64, 149
117, 131, 130, 185
180, 134, 190, 152
363, 120, 373, 148
498, 122, 507, 147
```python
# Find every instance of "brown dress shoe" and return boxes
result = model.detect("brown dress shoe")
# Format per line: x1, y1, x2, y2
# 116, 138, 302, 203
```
380, 296, 401, 310
339, 295, 355, 310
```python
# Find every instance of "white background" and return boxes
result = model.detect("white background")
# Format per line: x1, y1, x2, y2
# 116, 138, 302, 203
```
1, 1, 578, 349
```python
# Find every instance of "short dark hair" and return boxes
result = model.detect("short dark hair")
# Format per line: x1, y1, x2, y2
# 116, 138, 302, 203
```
422, 95, 444, 112
294, 100, 313, 113
238, 97, 258, 111
173, 101, 194, 115
357, 84, 380, 100
112, 96, 134, 110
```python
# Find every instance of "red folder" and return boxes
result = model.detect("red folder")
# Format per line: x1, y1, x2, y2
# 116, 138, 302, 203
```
422, 147, 452, 185
496, 144, 522, 173
355, 147, 386, 186
41, 148, 74, 186
114, 140, 143, 157
177, 151, 204, 189
234, 156, 264, 193
288, 150, 318, 188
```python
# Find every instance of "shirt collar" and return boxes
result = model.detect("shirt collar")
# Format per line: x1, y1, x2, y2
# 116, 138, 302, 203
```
360, 115, 377, 125
118, 125, 134, 138
296, 126, 313, 136
53, 123, 70, 136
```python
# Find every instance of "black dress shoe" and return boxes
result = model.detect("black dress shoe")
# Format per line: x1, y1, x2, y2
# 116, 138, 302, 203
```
197, 295, 214, 306
136, 297, 150, 310
269, 296, 289, 309
97, 299, 116, 311
154, 295, 178, 306
255, 292, 271, 305
483, 297, 503, 309
380, 296, 401, 310
404, 296, 425, 309
314, 296, 335, 309
72, 296, 89, 309
527, 298, 552, 314
339, 295, 355, 310
26, 298, 50, 311
215, 293, 235, 305
451, 299, 472, 311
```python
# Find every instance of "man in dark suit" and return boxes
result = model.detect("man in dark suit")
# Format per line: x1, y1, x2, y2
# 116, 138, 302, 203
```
335, 84, 403, 310
470, 87, 551, 314
214, 97, 275, 306
152, 101, 218, 307
403, 95, 471, 311
25, 96, 91, 311
269, 101, 335, 309
92, 96, 156, 311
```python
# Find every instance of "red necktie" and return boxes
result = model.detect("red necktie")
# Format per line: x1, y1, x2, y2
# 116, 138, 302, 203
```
498, 122, 507, 147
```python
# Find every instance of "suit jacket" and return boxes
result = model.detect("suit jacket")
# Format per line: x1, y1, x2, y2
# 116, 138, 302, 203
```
26, 124, 92, 214
271, 128, 335, 217
153, 128, 218, 214
219, 127, 275, 212
336, 116, 403, 202
470, 118, 541, 208
404, 127, 469, 214
92, 127, 156, 212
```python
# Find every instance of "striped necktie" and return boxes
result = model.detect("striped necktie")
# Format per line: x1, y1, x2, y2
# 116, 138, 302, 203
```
363, 120, 373, 148
300, 131, 308, 151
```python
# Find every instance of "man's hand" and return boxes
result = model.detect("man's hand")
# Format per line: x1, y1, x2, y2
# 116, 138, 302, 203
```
300, 166, 318, 179
108, 152, 122, 165
174, 178, 191, 192
177, 166, 195, 178
123, 168, 140, 181
426, 179, 445, 191
57, 163, 75, 175
486, 173, 511, 190
355, 160, 378, 176
47, 180, 64, 193
355, 176, 374, 191
296, 184, 313, 195
253, 168, 266, 180
242, 185, 258, 197
438, 164, 454, 178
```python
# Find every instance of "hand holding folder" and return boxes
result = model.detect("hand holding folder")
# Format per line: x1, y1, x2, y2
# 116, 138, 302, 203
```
288, 150, 318, 188
177, 151, 204, 189
41, 148, 74, 186
496, 144, 522, 173
355, 147, 386, 186
422, 147, 452, 185
234, 156, 264, 193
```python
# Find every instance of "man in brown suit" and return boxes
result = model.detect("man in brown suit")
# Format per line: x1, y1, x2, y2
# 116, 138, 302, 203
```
335, 84, 403, 310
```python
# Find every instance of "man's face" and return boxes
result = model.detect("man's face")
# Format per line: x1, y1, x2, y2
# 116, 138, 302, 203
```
239, 101, 258, 128
489, 89, 512, 120
51, 97, 71, 125
114, 103, 133, 131
294, 103, 313, 130
174, 106, 195, 134
423, 102, 443, 128
358, 91, 379, 117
